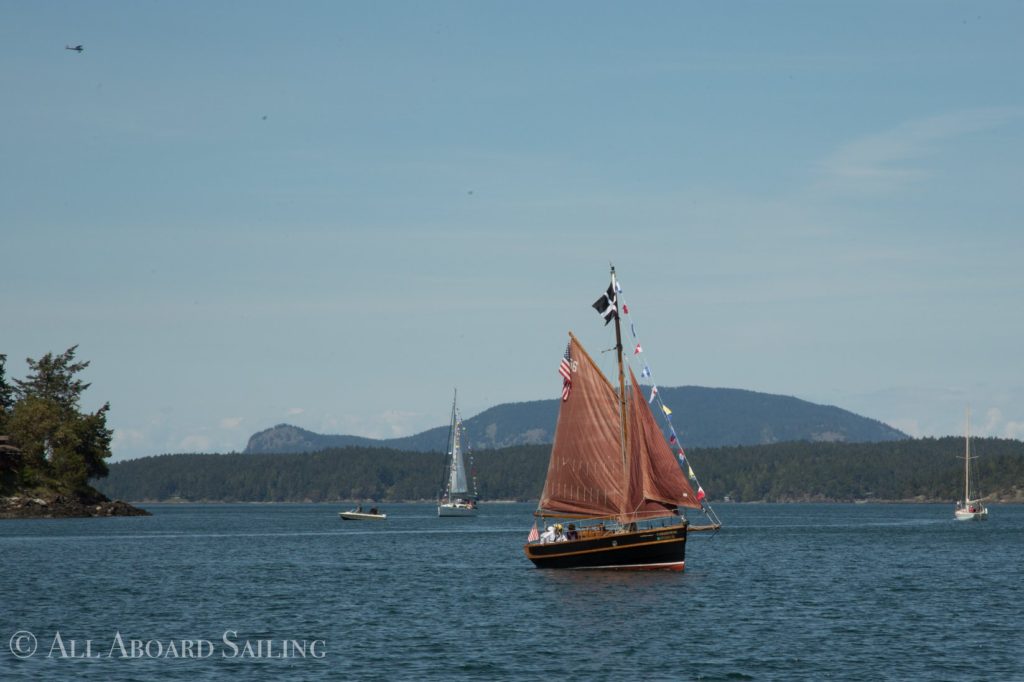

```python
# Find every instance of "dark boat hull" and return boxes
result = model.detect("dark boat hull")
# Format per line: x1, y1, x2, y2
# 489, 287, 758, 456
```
524, 523, 687, 570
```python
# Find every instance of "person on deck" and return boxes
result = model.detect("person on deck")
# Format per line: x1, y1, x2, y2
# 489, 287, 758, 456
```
540, 525, 557, 543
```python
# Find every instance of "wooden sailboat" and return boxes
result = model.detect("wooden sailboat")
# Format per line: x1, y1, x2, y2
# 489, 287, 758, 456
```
524, 266, 720, 570
954, 408, 988, 521
438, 390, 478, 517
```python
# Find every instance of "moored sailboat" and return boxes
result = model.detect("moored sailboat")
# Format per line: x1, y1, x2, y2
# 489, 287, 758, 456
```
523, 266, 720, 570
954, 408, 988, 521
438, 390, 479, 517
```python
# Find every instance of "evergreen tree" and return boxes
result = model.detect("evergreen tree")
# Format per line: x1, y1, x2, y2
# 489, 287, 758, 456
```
0, 354, 21, 491
0, 354, 13, 431
13, 346, 91, 411
6, 346, 113, 492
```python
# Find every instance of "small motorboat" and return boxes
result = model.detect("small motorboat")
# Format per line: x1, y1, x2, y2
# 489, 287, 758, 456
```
339, 506, 386, 521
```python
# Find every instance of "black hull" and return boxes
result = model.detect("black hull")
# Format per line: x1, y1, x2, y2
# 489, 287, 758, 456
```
524, 524, 687, 570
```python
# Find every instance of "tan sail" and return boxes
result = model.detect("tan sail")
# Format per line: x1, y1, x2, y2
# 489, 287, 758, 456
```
538, 333, 625, 517
626, 367, 702, 517
538, 333, 700, 521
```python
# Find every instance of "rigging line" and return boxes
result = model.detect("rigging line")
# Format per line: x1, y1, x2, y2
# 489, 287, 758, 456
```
700, 504, 722, 527
617, 282, 719, 522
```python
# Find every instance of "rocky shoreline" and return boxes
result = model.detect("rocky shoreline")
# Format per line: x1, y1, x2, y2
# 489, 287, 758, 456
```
0, 492, 150, 519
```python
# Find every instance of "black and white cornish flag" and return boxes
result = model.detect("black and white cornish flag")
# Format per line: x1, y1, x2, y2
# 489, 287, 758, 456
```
592, 284, 617, 325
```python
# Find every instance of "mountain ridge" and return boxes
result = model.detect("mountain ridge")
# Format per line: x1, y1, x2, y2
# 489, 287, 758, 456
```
244, 386, 907, 454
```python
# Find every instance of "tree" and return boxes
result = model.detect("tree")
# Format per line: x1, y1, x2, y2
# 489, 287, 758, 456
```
6, 346, 113, 492
13, 346, 91, 412
0, 354, 13, 431
0, 355, 22, 492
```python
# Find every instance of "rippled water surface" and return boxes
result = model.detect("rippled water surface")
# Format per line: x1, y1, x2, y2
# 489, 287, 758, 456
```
1, 503, 1021, 680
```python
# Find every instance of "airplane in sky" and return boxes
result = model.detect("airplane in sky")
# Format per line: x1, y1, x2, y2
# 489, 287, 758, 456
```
65, 44, 83, 53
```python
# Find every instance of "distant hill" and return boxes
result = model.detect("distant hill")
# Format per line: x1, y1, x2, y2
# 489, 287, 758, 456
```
244, 387, 907, 455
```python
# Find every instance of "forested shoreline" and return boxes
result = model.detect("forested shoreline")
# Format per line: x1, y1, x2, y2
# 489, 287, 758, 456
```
96, 437, 1024, 504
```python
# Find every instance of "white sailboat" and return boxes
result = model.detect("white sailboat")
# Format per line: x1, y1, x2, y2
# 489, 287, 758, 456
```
438, 390, 478, 517
954, 408, 988, 521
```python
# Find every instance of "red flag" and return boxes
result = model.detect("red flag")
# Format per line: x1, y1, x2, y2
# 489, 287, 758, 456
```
527, 521, 539, 542
623, 303, 629, 314
697, 486, 706, 502
634, 343, 642, 355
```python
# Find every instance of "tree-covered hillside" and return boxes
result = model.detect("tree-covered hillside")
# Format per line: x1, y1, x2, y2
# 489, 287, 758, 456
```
98, 446, 550, 503
97, 437, 1024, 504
694, 437, 1024, 502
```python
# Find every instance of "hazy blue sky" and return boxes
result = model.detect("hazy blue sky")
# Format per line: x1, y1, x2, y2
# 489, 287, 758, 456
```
3, 2, 1022, 460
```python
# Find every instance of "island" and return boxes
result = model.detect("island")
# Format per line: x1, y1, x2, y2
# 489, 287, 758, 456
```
1, 348, 148, 519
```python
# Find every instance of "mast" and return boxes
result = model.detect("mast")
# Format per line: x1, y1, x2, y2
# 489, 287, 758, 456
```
964, 407, 971, 503
443, 389, 457, 503
610, 265, 628, 480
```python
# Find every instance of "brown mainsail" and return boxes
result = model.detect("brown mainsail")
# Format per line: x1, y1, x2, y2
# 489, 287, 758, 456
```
538, 333, 627, 519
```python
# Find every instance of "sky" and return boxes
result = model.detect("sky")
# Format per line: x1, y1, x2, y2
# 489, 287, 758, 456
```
2, 2, 1022, 461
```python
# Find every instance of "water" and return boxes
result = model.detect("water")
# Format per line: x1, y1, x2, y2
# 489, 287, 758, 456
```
1, 503, 1021, 681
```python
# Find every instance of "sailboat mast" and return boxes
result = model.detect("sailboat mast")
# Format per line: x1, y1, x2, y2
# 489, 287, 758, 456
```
446, 389, 458, 503
610, 266, 628, 476
964, 407, 971, 503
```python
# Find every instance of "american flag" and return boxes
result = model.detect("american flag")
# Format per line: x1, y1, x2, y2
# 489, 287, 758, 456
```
527, 521, 540, 542
559, 342, 572, 401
